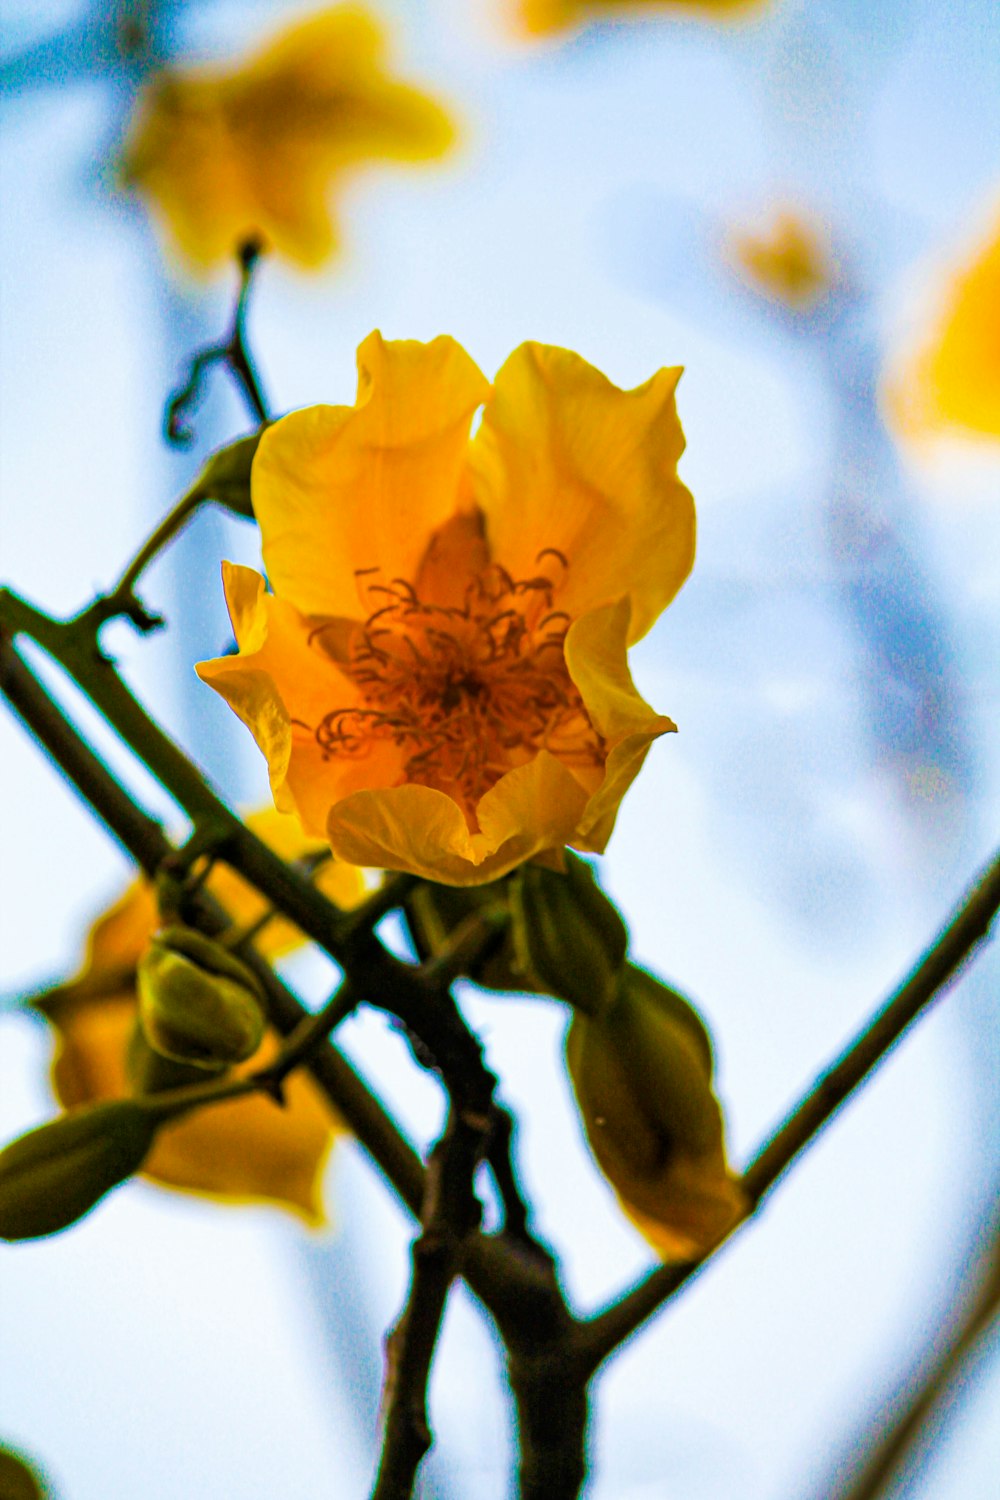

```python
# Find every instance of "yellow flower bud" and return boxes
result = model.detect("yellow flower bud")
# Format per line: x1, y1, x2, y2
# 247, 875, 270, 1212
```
510, 854, 628, 1015
566, 965, 745, 1259
0, 1101, 158, 1241
137, 927, 266, 1070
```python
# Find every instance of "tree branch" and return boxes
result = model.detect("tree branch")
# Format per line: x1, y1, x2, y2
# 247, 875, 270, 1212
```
578, 849, 1000, 1372
0, 621, 571, 1354
823, 1213, 1000, 1500
165, 239, 269, 445
371, 1105, 489, 1500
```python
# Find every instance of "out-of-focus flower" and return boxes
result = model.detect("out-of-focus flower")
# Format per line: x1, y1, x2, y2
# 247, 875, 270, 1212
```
884, 205, 1000, 446
566, 966, 745, 1258
34, 810, 366, 1223
725, 207, 835, 312
512, 0, 770, 40
122, 7, 455, 273
197, 332, 695, 886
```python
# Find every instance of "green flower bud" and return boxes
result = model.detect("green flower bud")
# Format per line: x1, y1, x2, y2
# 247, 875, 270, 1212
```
190, 429, 267, 519
125, 1017, 226, 1095
510, 853, 628, 1015
0, 1101, 158, 1241
0, 1445, 50, 1500
137, 926, 266, 1070
566, 964, 745, 1258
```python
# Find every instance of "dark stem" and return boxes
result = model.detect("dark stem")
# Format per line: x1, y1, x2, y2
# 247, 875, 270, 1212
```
252, 980, 357, 1101
0, 627, 166, 871
487, 1105, 533, 1242
0, 592, 511, 1133
165, 238, 269, 445
371, 1106, 489, 1500
578, 848, 1000, 1372
823, 1214, 1000, 1500
76, 486, 206, 635
0, 618, 569, 1342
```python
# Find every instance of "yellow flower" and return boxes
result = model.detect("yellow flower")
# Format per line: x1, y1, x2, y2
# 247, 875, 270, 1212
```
121, 7, 455, 273
197, 333, 695, 886
35, 809, 367, 1223
513, 0, 770, 39
884, 204, 1000, 445
726, 207, 834, 312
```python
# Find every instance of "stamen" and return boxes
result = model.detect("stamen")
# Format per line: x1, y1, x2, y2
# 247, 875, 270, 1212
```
308, 550, 604, 812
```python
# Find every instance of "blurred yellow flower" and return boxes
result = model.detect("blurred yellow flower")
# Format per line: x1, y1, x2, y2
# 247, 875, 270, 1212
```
726, 207, 834, 311
122, 6, 455, 273
35, 809, 367, 1223
884, 205, 1000, 445
513, 0, 769, 38
197, 332, 695, 886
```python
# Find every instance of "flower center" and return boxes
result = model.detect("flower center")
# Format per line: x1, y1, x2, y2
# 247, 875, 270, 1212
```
310, 552, 603, 812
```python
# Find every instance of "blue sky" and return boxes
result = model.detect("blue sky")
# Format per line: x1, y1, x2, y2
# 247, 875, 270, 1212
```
1, 2, 998, 1496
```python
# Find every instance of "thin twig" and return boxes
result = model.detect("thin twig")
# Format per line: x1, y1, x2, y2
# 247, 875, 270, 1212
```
578, 849, 1000, 1372
371, 1106, 489, 1500
823, 1212, 1000, 1500
165, 239, 269, 445
76, 485, 206, 634
252, 981, 357, 1101
487, 1105, 533, 1242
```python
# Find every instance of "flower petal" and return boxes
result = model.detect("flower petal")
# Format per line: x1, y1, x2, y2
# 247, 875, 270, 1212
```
515, 0, 771, 36
885, 207, 1000, 443
470, 342, 695, 643
252, 334, 490, 618
122, 9, 455, 273
147, 1038, 339, 1225
563, 598, 676, 849
197, 563, 405, 836
326, 752, 587, 885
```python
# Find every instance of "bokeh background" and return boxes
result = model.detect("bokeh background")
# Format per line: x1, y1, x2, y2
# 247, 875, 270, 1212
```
1, 1, 998, 1496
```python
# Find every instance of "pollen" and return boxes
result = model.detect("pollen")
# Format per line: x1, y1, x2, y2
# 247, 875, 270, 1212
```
309, 552, 604, 813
